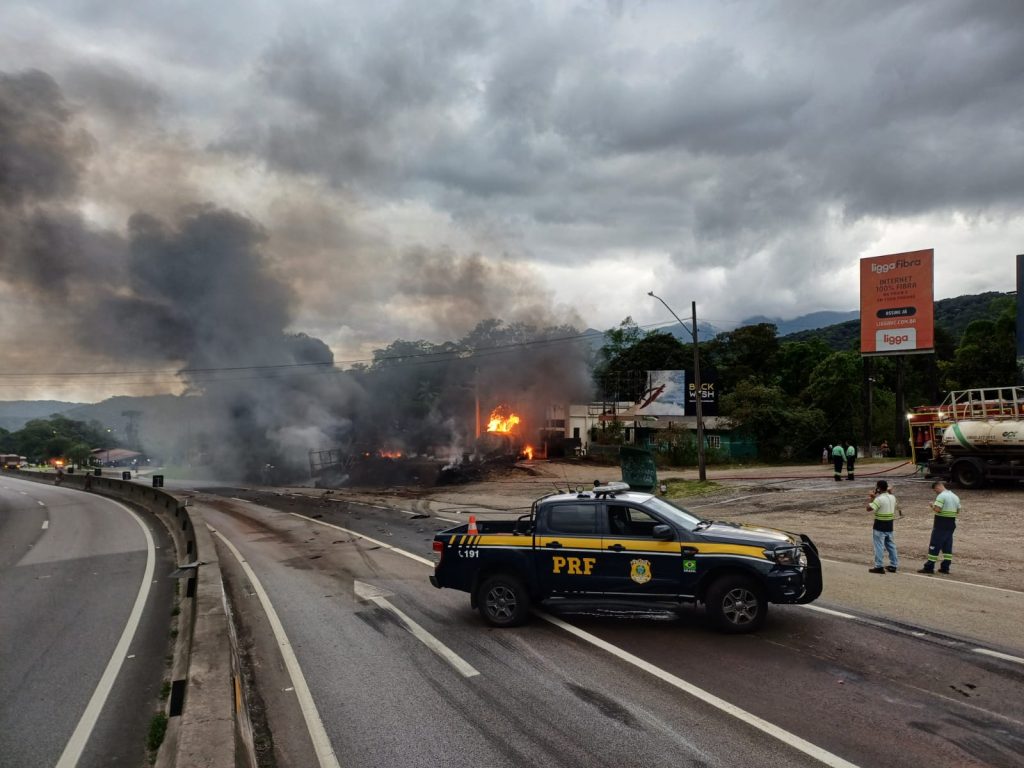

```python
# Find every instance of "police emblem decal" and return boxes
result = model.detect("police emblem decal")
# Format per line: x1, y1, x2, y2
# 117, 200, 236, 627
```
630, 559, 652, 584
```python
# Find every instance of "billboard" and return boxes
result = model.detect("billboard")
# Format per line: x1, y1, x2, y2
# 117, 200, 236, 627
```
860, 249, 934, 355
687, 370, 718, 416
636, 371, 687, 416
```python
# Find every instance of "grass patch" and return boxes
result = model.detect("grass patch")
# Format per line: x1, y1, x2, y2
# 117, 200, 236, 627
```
171, 604, 180, 617
147, 712, 168, 752
160, 680, 171, 701
663, 479, 722, 498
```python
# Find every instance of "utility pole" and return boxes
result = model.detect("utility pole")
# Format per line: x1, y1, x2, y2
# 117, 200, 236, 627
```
648, 292, 707, 481
474, 366, 481, 440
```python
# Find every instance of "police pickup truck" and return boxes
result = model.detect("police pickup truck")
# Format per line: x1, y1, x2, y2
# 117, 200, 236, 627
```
429, 483, 822, 633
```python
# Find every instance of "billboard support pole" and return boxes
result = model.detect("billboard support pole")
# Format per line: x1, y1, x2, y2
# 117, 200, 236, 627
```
894, 356, 906, 457
862, 357, 874, 457
1017, 254, 1024, 385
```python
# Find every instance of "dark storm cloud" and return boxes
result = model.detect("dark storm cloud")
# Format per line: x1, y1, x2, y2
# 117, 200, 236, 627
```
62, 63, 162, 123
217, 0, 1024, 285
0, 69, 90, 205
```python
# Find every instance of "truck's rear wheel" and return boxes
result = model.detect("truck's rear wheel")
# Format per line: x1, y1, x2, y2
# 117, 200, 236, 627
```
477, 575, 531, 627
952, 460, 984, 489
705, 575, 767, 634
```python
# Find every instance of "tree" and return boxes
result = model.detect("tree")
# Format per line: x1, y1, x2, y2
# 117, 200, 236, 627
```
775, 338, 833, 397
720, 379, 826, 461
942, 297, 1016, 389
703, 323, 779, 392
805, 351, 863, 442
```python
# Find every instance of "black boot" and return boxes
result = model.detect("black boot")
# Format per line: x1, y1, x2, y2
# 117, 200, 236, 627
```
917, 563, 934, 574
939, 564, 950, 574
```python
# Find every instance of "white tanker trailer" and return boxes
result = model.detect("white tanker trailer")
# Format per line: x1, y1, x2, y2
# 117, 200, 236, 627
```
928, 402, 1024, 488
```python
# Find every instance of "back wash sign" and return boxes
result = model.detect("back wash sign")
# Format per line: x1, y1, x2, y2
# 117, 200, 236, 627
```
859, 249, 935, 355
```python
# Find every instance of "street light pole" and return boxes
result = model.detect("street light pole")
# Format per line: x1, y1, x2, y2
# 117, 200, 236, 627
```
648, 292, 707, 481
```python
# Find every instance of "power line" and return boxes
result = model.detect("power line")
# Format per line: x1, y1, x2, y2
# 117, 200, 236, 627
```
0, 319, 682, 386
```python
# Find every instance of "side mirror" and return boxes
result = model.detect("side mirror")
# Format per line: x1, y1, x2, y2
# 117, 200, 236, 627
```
652, 524, 675, 541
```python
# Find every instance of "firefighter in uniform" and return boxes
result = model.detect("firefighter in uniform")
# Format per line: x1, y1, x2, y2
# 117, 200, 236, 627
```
831, 443, 845, 481
918, 480, 961, 574
844, 441, 857, 480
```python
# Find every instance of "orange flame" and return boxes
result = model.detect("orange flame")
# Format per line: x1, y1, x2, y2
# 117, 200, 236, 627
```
486, 406, 521, 434
378, 450, 403, 459
523, 445, 534, 460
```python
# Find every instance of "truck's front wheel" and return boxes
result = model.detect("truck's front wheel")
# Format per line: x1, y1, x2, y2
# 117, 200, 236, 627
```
705, 575, 767, 634
477, 575, 531, 627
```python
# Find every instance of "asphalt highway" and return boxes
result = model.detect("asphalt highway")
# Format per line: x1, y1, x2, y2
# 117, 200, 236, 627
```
199, 488, 1024, 768
0, 475, 174, 768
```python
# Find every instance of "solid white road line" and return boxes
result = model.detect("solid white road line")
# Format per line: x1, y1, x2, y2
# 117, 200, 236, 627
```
537, 611, 860, 768
230, 497, 252, 503
41, 520, 49, 530
972, 648, 1024, 666
353, 580, 479, 678
287, 519, 858, 767
55, 499, 155, 768
287, 511, 434, 567
802, 604, 859, 620
210, 527, 342, 768
819, 557, 1024, 595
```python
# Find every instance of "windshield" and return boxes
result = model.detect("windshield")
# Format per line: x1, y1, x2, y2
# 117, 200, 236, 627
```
642, 496, 706, 532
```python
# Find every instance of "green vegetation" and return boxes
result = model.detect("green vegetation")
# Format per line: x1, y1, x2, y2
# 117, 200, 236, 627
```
596, 294, 1018, 462
0, 415, 116, 464
146, 712, 168, 753
663, 479, 721, 498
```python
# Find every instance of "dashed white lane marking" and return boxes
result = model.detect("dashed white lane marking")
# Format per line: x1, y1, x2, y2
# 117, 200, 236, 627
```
354, 580, 479, 678
278, 518, 859, 767
230, 497, 253, 503
19, 490, 27, 495
538, 611, 861, 768
55, 499, 155, 768
41, 520, 49, 530
805, 605, 1024, 667
37, 501, 45, 506
287, 512, 434, 567
972, 648, 1024, 666
211, 526, 342, 768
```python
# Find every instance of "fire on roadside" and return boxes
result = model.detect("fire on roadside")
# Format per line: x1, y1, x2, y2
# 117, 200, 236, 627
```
522, 445, 534, 460
378, 450, 403, 459
486, 406, 521, 434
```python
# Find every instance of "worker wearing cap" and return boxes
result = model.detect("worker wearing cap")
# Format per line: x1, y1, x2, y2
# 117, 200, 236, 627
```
831, 443, 845, 482
867, 480, 899, 573
845, 441, 857, 480
918, 480, 961, 574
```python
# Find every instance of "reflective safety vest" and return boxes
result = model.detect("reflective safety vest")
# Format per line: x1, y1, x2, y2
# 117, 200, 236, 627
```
832, 446, 845, 458
846, 445, 857, 458
870, 493, 897, 522
932, 490, 961, 519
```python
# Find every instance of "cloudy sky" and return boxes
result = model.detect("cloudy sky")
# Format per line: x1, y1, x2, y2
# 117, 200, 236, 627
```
1, 0, 1022, 401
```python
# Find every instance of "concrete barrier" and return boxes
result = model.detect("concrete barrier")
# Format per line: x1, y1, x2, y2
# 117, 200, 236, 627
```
8, 470, 240, 767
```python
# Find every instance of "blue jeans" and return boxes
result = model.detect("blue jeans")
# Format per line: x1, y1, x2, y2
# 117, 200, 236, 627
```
873, 529, 898, 568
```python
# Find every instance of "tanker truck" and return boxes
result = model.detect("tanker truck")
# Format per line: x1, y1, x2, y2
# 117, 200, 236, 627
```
922, 386, 1024, 489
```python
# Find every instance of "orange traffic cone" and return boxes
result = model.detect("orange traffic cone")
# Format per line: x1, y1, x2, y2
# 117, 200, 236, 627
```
468, 515, 479, 535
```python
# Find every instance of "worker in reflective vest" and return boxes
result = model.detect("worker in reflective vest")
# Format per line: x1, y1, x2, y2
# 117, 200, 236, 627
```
831, 443, 845, 482
918, 480, 961, 574
844, 441, 857, 480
